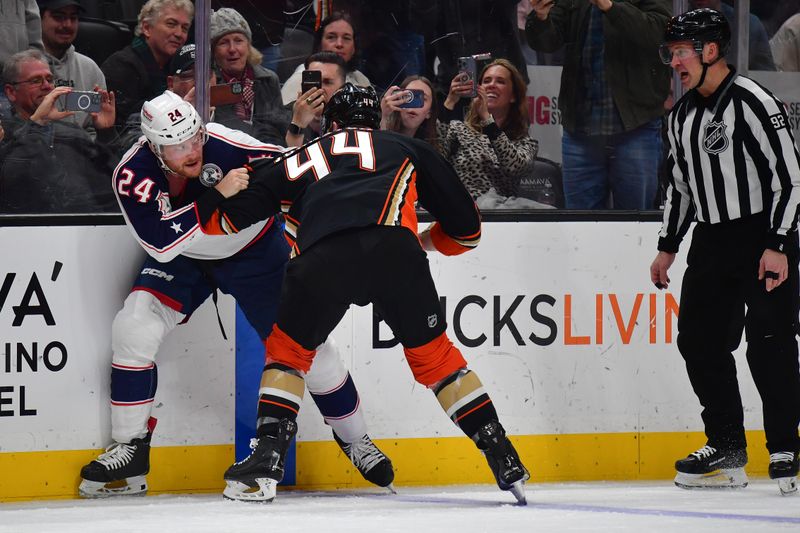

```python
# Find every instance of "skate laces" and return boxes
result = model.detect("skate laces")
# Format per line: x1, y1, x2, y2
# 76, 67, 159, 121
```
232, 438, 261, 466
343, 435, 386, 473
690, 445, 717, 460
770, 452, 795, 463
95, 442, 136, 470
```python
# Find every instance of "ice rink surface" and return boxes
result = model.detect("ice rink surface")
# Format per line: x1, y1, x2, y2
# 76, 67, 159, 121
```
1, 480, 798, 533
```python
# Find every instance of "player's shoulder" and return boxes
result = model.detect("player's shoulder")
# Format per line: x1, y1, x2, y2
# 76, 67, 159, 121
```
206, 122, 285, 154
114, 137, 160, 180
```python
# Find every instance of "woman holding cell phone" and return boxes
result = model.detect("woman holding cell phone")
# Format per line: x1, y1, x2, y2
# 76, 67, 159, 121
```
437, 58, 538, 200
380, 76, 439, 149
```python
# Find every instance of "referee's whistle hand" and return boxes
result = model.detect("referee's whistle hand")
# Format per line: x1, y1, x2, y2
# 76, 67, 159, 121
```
758, 249, 788, 292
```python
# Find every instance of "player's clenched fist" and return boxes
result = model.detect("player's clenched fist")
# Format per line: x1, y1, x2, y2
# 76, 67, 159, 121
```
216, 167, 250, 198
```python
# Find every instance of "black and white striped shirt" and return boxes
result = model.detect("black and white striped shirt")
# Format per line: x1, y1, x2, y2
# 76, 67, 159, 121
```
658, 69, 800, 253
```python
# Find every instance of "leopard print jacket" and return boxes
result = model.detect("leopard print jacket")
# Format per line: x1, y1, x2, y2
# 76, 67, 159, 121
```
436, 119, 538, 199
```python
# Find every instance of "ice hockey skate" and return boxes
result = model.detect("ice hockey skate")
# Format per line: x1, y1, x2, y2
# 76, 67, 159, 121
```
333, 431, 395, 492
476, 420, 530, 505
674, 445, 748, 489
223, 418, 297, 503
769, 452, 799, 496
79, 418, 156, 498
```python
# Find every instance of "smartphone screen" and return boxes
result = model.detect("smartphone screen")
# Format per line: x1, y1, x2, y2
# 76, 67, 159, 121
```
301, 70, 322, 94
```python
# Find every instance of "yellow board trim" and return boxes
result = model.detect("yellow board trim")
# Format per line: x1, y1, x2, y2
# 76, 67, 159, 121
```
0, 431, 770, 501
0, 445, 232, 502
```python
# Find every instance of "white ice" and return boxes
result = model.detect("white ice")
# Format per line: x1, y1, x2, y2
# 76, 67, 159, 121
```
1, 480, 798, 533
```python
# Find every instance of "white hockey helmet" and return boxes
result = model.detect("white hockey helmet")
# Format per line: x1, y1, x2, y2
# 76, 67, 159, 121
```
141, 90, 204, 151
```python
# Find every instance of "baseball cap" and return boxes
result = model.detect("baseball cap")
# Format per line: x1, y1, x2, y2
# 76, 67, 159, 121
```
168, 44, 196, 76
37, 0, 85, 12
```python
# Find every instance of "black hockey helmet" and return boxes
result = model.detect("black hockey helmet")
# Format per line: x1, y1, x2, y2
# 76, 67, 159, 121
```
660, 8, 731, 64
321, 83, 381, 133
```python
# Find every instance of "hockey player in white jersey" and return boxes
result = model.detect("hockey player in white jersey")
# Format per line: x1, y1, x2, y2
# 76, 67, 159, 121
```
78, 91, 394, 499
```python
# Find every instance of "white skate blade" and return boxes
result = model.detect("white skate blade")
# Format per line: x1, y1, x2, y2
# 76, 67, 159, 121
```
385, 483, 397, 495
78, 476, 147, 498
222, 478, 277, 503
508, 480, 527, 505
674, 468, 748, 489
777, 476, 798, 496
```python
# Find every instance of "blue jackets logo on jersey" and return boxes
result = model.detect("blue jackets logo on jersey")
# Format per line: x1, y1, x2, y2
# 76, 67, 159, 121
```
703, 121, 729, 154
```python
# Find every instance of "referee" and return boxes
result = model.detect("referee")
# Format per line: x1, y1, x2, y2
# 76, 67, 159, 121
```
650, 9, 800, 494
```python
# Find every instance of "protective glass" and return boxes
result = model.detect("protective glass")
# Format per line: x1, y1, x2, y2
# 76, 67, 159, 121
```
658, 44, 701, 65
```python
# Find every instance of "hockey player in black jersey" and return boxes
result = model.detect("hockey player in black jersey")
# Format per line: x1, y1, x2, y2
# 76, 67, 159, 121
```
202, 83, 530, 504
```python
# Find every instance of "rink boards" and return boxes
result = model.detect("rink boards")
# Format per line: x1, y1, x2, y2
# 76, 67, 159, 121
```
0, 222, 773, 500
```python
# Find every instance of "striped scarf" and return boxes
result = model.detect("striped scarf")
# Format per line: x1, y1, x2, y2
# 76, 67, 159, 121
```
221, 66, 255, 122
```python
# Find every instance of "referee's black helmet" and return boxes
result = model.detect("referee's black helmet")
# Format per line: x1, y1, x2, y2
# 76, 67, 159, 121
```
662, 8, 731, 58
322, 83, 381, 133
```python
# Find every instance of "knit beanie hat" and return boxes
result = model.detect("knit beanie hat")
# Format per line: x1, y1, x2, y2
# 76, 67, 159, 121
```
210, 8, 252, 45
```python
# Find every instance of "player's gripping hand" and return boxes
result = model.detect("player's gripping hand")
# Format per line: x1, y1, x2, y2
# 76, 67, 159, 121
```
215, 167, 249, 198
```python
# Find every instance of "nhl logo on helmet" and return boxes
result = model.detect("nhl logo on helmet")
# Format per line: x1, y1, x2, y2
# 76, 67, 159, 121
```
200, 163, 223, 187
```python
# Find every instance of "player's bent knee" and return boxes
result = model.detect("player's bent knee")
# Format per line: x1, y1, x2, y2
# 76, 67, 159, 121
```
305, 337, 348, 392
266, 325, 317, 373
112, 290, 181, 364
404, 332, 468, 387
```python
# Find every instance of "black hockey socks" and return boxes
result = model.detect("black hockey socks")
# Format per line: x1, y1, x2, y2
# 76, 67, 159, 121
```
256, 363, 305, 438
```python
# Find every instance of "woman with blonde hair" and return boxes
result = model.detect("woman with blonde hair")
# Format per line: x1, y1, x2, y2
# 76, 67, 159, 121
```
439, 58, 538, 199
210, 8, 289, 145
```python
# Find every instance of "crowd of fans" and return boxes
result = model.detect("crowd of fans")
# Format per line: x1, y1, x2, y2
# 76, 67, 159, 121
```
1, 0, 799, 215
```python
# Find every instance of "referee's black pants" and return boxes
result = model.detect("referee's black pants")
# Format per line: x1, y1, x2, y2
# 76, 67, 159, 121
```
677, 213, 800, 454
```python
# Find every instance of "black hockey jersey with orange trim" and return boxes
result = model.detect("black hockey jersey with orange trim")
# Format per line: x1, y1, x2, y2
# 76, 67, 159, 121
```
207, 128, 481, 256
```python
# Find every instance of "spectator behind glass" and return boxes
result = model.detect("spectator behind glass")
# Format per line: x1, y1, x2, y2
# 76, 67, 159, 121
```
280, 11, 370, 105
101, 0, 193, 129
0, 0, 43, 65
38, 0, 111, 137
526, 0, 670, 210
210, 7, 289, 146
437, 58, 537, 200
381, 75, 439, 149
771, 12, 800, 71
0, 50, 117, 213
285, 51, 347, 147
690, 0, 775, 70
409, 0, 528, 115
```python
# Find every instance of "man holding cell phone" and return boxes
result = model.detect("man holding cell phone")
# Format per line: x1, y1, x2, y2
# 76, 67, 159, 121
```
0, 49, 117, 213
285, 51, 348, 147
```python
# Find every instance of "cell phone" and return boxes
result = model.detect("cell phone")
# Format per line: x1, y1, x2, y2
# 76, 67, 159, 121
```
457, 54, 492, 98
301, 70, 322, 94
63, 90, 101, 113
395, 88, 425, 109
210, 82, 244, 106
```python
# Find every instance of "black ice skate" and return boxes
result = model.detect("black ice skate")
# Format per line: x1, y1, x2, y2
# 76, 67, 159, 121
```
476, 421, 530, 505
333, 430, 395, 492
769, 452, 799, 496
78, 418, 156, 498
223, 418, 297, 503
674, 445, 747, 489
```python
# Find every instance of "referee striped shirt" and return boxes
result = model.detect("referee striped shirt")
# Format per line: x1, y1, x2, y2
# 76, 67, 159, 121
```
658, 69, 800, 253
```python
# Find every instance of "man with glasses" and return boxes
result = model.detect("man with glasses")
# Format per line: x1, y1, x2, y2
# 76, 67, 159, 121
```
651, 8, 800, 495
0, 48, 116, 213
78, 91, 395, 498
37, 0, 111, 136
